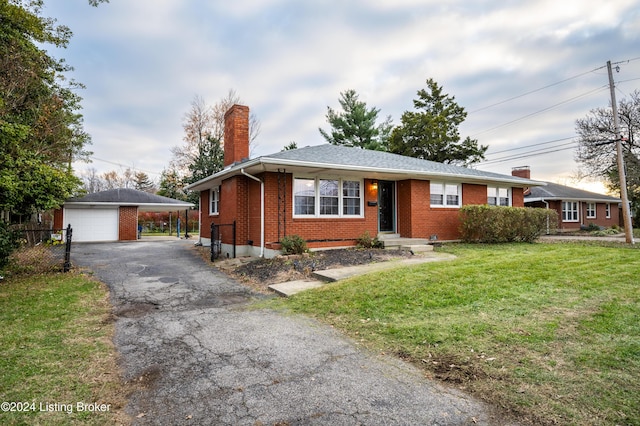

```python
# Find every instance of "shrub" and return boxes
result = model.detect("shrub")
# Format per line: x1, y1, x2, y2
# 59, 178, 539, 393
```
0, 222, 21, 271
356, 231, 383, 249
459, 205, 558, 243
280, 234, 308, 255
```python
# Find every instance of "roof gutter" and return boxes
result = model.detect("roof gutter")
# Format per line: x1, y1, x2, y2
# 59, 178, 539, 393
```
241, 169, 264, 258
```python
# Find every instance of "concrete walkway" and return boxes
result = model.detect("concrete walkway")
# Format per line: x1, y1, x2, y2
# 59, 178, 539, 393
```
269, 252, 456, 296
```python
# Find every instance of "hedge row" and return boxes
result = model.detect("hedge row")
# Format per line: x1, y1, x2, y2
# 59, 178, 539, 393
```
459, 205, 558, 243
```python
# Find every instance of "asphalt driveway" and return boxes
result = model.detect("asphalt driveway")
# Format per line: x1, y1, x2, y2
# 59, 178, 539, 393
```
74, 239, 508, 425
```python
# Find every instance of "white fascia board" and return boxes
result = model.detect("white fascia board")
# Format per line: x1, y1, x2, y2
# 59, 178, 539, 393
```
185, 156, 547, 190
259, 157, 547, 187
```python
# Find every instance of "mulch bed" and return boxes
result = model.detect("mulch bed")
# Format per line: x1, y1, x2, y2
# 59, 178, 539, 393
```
225, 248, 413, 293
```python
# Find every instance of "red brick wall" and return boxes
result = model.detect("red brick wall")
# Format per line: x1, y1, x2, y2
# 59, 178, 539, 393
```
512, 188, 524, 207
119, 206, 138, 241
223, 105, 250, 167
285, 176, 378, 248
528, 200, 620, 231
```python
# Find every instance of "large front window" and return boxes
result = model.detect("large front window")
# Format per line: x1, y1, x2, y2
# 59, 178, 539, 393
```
430, 182, 461, 207
562, 201, 579, 222
293, 178, 363, 217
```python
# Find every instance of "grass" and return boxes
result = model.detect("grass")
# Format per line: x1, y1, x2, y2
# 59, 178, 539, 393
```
0, 273, 128, 425
267, 242, 640, 425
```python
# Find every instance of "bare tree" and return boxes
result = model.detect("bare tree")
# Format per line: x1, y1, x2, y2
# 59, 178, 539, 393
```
171, 90, 261, 176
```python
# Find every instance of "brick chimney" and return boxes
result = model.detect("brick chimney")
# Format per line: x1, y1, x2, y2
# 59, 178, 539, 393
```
223, 104, 250, 167
511, 166, 531, 179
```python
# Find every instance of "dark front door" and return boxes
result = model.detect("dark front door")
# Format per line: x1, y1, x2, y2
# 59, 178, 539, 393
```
378, 180, 395, 233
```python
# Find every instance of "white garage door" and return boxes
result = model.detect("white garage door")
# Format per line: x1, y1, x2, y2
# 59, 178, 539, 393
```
64, 208, 119, 242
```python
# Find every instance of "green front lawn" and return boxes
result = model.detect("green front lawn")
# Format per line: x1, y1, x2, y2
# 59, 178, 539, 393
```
269, 242, 640, 425
0, 273, 127, 425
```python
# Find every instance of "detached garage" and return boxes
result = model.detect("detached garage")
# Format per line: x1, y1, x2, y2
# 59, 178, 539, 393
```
54, 188, 194, 242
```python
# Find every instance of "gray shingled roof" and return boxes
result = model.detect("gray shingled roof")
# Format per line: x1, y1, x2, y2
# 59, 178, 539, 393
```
66, 188, 193, 207
526, 181, 620, 202
266, 144, 533, 182
186, 144, 544, 191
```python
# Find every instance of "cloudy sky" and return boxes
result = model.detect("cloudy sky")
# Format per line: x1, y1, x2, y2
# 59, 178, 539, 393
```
44, 0, 639, 192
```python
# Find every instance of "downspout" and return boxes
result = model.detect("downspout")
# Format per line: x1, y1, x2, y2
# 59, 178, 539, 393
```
241, 169, 265, 257
542, 199, 550, 234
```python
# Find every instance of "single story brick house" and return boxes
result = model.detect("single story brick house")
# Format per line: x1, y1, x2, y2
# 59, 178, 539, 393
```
186, 104, 546, 258
512, 167, 622, 231
54, 188, 193, 242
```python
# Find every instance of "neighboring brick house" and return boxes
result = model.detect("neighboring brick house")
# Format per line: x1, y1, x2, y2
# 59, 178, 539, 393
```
54, 188, 193, 242
186, 104, 545, 258
512, 167, 622, 232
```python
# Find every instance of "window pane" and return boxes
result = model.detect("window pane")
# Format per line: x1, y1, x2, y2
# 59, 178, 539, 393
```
294, 179, 315, 215
343, 198, 360, 215
320, 197, 338, 215
498, 188, 509, 206
430, 182, 443, 205
319, 179, 338, 196
445, 184, 459, 206
343, 180, 360, 197
343, 181, 361, 215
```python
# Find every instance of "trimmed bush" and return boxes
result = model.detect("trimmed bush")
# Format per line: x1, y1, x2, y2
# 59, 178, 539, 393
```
356, 231, 383, 249
280, 234, 308, 255
459, 205, 558, 243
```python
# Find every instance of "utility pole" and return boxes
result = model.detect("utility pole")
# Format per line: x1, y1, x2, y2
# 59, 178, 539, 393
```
607, 60, 635, 244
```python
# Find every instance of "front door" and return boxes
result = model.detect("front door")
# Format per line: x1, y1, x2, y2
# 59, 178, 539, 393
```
378, 180, 395, 233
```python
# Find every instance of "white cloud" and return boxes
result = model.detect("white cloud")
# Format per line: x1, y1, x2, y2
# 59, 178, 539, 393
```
40, 0, 640, 191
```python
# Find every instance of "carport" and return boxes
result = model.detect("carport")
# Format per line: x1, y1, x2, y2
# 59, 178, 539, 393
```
54, 188, 194, 242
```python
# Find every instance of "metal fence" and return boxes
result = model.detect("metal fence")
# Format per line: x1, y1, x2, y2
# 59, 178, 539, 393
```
210, 221, 236, 261
8, 224, 72, 274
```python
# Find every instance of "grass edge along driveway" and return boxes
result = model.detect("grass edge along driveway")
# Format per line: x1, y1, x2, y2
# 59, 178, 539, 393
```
0, 273, 128, 425
268, 242, 640, 426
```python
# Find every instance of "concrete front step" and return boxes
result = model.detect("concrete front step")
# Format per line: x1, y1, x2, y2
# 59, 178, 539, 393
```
381, 238, 432, 249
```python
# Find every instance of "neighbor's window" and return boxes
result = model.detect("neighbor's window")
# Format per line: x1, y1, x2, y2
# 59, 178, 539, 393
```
293, 177, 363, 217
606, 203, 611, 219
562, 201, 579, 222
210, 187, 220, 215
487, 186, 511, 206
586, 202, 596, 219
430, 182, 461, 207
294, 178, 316, 215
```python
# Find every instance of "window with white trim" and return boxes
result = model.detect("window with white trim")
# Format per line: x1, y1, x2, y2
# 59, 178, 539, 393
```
487, 186, 511, 206
209, 187, 220, 215
586, 202, 596, 219
606, 203, 611, 218
430, 182, 461, 207
293, 177, 363, 217
562, 201, 579, 222
294, 178, 315, 215
342, 180, 361, 215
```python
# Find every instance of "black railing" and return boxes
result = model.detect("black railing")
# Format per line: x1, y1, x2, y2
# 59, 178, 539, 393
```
210, 221, 236, 261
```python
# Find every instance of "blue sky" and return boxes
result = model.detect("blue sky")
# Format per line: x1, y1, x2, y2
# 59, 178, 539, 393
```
44, 0, 640, 191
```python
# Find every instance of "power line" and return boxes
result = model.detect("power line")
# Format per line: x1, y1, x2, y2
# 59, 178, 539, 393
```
485, 136, 575, 156
470, 85, 609, 137
468, 66, 606, 114
87, 157, 162, 176
478, 143, 578, 166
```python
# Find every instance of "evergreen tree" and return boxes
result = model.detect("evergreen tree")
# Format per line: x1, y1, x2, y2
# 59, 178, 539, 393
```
319, 90, 391, 151
389, 78, 487, 166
